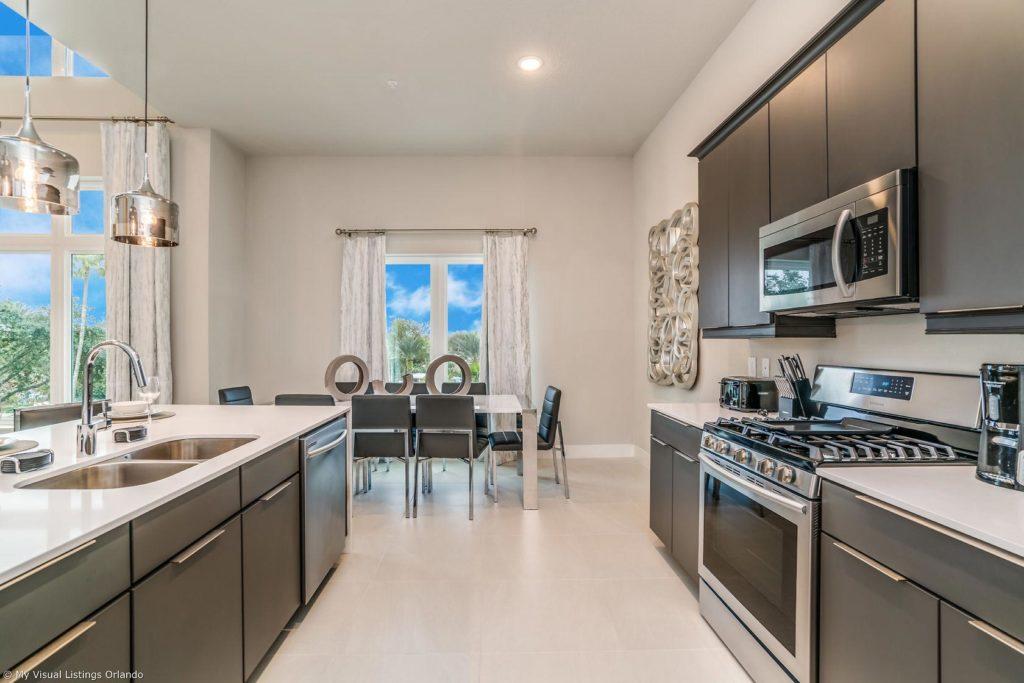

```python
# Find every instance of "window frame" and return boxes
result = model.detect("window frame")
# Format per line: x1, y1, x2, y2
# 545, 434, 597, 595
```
385, 253, 486, 386
0, 177, 106, 407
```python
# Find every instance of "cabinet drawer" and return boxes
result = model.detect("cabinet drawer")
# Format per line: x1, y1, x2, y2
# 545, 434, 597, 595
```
650, 411, 702, 456
823, 481, 1024, 642
0, 525, 129, 672
131, 469, 240, 581
243, 474, 301, 678
133, 515, 243, 682
241, 438, 299, 507
941, 601, 1024, 683
9, 592, 130, 678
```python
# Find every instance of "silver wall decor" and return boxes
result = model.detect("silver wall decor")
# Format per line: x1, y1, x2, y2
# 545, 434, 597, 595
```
647, 203, 699, 388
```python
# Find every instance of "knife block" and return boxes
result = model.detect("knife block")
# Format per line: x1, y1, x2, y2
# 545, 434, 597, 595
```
775, 378, 813, 418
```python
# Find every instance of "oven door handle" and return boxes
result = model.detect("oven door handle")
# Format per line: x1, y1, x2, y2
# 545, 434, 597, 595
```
700, 453, 807, 515
831, 208, 855, 298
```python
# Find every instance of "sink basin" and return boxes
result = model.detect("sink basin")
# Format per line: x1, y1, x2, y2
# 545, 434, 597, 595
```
22, 461, 196, 490
121, 437, 256, 461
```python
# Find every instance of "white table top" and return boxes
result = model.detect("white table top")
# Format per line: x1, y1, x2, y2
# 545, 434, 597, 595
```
340, 393, 526, 414
0, 404, 348, 584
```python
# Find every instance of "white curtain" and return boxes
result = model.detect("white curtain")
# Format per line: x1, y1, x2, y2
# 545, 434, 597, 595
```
101, 122, 173, 402
484, 232, 532, 413
339, 234, 388, 381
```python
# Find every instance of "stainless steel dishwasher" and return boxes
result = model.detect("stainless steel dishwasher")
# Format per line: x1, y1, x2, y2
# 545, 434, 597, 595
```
300, 417, 347, 603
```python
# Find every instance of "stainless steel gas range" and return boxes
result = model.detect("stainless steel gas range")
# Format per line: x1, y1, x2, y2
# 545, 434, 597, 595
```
697, 365, 981, 683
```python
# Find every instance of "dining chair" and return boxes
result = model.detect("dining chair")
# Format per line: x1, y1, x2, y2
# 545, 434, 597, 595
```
488, 386, 568, 499
351, 395, 413, 515
440, 382, 488, 472
413, 395, 488, 520
217, 386, 254, 405
14, 401, 109, 431
274, 394, 336, 406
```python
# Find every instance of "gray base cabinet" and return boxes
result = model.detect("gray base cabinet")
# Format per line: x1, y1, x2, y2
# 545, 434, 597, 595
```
670, 449, 699, 582
649, 437, 673, 549
941, 601, 1024, 683
133, 515, 244, 682
819, 532, 938, 683
24, 593, 130, 678
243, 474, 302, 679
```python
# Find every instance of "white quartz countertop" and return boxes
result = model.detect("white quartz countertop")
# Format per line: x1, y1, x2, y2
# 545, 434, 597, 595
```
819, 465, 1024, 561
648, 402, 764, 429
0, 404, 348, 584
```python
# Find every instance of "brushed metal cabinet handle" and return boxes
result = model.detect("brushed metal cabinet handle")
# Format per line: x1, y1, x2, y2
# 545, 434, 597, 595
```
650, 437, 668, 447
0, 539, 97, 592
260, 480, 292, 503
171, 528, 227, 565
968, 618, 1024, 657
676, 450, 696, 463
10, 619, 96, 675
831, 540, 906, 582
854, 494, 1024, 570
307, 430, 347, 458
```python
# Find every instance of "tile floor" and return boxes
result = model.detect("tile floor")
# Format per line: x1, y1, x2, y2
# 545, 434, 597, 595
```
255, 455, 751, 682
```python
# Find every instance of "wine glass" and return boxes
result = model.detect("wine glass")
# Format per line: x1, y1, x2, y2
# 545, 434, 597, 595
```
139, 376, 161, 424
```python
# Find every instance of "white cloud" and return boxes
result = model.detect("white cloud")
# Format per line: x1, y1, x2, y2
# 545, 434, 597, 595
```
388, 284, 430, 317
0, 253, 50, 303
447, 274, 481, 310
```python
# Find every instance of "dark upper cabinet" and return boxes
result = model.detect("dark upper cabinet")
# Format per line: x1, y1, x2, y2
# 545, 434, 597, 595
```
670, 449, 700, 582
697, 141, 730, 330
826, 0, 915, 196
649, 437, 673, 549
819, 532, 938, 683
918, 0, 1024, 316
941, 601, 1024, 683
726, 108, 771, 327
769, 56, 828, 220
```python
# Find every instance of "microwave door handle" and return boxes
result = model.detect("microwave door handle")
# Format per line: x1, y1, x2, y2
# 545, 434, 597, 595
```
831, 208, 855, 298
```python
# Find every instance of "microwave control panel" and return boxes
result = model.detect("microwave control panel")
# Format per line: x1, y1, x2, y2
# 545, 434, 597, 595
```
855, 208, 889, 281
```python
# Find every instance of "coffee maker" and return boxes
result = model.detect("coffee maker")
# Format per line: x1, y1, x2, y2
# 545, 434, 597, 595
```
977, 363, 1023, 489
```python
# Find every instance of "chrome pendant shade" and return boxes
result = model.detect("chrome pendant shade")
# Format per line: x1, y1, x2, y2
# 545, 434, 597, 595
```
0, 0, 79, 215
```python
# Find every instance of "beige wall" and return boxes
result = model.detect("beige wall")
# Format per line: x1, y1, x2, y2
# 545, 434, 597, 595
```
244, 156, 634, 447
630, 0, 1024, 450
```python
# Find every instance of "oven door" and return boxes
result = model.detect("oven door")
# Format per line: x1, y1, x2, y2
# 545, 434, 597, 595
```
698, 452, 817, 682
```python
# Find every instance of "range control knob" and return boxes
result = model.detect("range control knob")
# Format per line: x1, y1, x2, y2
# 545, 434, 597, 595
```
715, 441, 730, 455
777, 466, 796, 484
702, 435, 714, 448
758, 459, 776, 476
733, 448, 750, 464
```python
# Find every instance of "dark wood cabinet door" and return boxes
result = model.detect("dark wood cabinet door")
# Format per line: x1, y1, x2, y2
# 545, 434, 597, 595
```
29, 593, 130, 678
134, 515, 243, 683
826, 0, 915, 196
769, 56, 827, 220
819, 532, 938, 683
727, 108, 771, 327
649, 437, 673, 549
243, 474, 302, 679
670, 449, 700, 582
697, 142, 730, 330
918, 0, 1024, 313
941, 601, 1024, 683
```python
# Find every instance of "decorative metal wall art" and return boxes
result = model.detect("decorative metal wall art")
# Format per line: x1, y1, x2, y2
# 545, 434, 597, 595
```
647, 203, 699, 388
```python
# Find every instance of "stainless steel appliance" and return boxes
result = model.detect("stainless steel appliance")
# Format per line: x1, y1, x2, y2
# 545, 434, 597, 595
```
977, 363, 1022, 489
698, 365, 980, 682
720, 376, 779, 412
300, 418, 348, 603
759, 169, 917, 316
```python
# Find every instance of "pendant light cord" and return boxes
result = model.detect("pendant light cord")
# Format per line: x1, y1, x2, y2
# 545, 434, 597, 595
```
141, 0, 149, 182
23, 0, 30, 123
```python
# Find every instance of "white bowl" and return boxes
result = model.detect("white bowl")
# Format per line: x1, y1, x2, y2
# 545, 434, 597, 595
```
110, 400, 149, 418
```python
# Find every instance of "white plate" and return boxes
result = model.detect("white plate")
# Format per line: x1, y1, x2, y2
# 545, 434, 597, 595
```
0, 436, 15, 449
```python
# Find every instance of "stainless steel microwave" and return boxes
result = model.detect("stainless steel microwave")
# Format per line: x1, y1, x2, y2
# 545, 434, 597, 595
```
758, 169, 918, 316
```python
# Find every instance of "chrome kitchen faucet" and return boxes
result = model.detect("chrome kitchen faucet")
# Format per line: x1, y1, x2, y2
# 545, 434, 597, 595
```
78, 340, 149, 456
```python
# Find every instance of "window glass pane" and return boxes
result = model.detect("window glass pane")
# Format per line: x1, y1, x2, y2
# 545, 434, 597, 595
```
385, 263, 430, 382
72, 190, 105, 234
0, 253, 50, 431
70, 254, 106, 400
0, 207, 50, 234
0, 5, 51, 76
446, 263, 483, 381
72, 51, 106, 77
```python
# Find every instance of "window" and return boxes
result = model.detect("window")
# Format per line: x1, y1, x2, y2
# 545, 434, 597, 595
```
385, 256, 484, 385
0, 4, 107, 78
0, 182, 106, 431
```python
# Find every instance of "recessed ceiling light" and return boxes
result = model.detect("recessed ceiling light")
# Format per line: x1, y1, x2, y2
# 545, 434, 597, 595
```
386, 80, 399, 89
517, 56, 543, 72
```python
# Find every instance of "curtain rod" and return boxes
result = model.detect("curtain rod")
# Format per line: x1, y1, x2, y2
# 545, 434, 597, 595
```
0, 115, 174, 124
335, 227, 537, 237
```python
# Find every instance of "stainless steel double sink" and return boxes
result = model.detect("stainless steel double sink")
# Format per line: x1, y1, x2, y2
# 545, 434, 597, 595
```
22, 437, 256, 490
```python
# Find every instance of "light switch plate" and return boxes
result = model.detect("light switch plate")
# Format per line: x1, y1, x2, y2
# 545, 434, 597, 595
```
760, 358, 771, 378
747, 357, 757, 377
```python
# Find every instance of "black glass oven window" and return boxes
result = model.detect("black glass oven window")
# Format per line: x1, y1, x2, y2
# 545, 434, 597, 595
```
702, 473, 798, 654
763, 225, 836, 296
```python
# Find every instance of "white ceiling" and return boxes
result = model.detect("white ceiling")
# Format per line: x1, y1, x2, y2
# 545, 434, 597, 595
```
16, 0, 753, 155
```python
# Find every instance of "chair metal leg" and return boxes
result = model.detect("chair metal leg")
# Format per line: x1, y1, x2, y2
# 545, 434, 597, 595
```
413, 434, 421, 518
442, 459, 447, 472
551, 447, 560, 485
558, 421, 570, 499
428, 460, 434, 493
404, 444, 410, 519
468, 451, 474, 520
491, 449, 498, 504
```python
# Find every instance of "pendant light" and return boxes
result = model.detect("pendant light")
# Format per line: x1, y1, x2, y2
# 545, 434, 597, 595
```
111, 0, 178, 247
0, 0, 80, 215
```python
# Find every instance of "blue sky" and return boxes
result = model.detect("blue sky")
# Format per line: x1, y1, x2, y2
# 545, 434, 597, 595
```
0, 4, 104, 77
385, 263, 483, 334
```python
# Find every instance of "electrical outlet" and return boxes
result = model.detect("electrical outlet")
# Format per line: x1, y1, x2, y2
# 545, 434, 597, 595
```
747, 357, 757, 377
760, 358, 771, 378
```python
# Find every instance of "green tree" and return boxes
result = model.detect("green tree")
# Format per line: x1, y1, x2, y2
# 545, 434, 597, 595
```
0, 300, 51, 412
388, 318, 430, 378
447, 331, 481, 380
71, 254, 106, 398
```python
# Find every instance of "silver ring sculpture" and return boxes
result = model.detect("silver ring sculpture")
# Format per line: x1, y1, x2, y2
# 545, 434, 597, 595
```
647, 202, 699, 388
